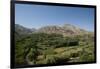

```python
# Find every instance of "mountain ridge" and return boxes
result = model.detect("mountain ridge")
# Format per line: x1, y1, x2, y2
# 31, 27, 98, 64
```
15, 24, 93, 36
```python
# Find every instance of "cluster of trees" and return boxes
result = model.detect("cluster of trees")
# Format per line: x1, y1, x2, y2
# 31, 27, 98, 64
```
15, 32, 95, 66
15, 33, 79, 65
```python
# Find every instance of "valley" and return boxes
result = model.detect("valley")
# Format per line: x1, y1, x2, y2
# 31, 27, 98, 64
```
15, 24, 95, 66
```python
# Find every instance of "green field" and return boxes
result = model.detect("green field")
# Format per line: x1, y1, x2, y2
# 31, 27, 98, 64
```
15, 33, 95, 65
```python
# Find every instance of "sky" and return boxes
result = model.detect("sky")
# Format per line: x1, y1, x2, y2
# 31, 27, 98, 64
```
15, 4, 95, 31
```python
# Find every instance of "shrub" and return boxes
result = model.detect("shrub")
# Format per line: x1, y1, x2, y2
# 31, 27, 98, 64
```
45, 55, 57, 64
70, 52, 79, 58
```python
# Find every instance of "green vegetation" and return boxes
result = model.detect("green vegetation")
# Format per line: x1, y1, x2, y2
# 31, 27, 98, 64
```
15, 32, 95, 65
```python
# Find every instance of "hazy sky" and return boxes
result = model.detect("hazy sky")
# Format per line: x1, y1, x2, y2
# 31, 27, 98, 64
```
15, 4, 95, 31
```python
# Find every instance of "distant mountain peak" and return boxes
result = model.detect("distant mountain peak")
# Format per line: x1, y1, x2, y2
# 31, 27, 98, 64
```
36, 24, 88, 36
15, 23, 89, 37
15, 24, 35, 35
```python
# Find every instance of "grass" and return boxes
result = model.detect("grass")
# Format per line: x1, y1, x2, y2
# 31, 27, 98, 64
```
35, 43, 95, 64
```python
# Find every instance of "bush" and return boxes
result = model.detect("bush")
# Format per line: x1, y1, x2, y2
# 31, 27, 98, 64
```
70, 52, 79, 58
79, 54, 94, 62
45, 55, 57, 64
67, 40, 79, 46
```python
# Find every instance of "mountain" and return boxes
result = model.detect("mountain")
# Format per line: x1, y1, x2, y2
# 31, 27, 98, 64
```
15, 24, 36, 35
15, 24, 36, 41
15, 23, 91, 38
36, 24, 89, 36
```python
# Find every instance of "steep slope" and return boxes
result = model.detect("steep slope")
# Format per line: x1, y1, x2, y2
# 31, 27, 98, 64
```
15, 24, 36, 41
36, 24, 89, 36
15, 23, 92, 37
15, 24, 36, 35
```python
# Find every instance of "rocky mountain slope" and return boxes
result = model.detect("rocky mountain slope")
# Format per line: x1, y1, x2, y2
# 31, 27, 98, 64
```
15, 24, 90, 37
36, 24, 88, 36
